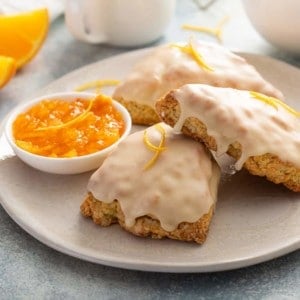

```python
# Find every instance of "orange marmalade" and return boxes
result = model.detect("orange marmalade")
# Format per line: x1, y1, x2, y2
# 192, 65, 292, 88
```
13, 94, 125, 158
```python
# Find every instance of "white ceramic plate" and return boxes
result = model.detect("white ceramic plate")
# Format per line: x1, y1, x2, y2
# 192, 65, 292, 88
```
0, 48, 299, 273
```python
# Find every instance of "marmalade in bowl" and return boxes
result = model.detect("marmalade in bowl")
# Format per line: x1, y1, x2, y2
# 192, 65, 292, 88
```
13, 94, 125, 157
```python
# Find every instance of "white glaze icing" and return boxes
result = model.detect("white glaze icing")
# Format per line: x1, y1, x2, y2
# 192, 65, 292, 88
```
88, 123, 220, 231
113, 40, 283, 107
172, 84, 300, 169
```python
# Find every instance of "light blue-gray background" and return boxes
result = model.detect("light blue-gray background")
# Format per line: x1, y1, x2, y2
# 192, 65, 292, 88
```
1, 0, 299, 298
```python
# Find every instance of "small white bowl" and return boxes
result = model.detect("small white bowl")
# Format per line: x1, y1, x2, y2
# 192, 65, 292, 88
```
5, 92, 132, 174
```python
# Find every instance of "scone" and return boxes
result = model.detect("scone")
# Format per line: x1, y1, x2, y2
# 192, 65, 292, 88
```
113, 39, 283, 125
81, 123, 221, 244
156, 84, 300, 192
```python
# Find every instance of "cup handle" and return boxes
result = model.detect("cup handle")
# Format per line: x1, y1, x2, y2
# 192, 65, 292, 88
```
65, 0, 107, 44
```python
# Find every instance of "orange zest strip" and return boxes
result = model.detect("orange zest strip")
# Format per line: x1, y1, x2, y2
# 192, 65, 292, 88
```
250, 91, 278, 111
75, 79, 120, 92
250, 91, 300, 117
171, 38, 214, 72
189, 38, 214, 72
182, 16, 230, 43
35, 97, 95, 131
143, 124, 167, 170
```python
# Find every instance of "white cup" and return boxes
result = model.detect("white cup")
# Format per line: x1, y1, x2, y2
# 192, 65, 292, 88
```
65, 0, 176, 47
242, 0, 300, 55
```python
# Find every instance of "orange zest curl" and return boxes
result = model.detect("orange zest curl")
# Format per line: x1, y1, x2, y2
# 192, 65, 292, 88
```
143, 124, 167, 170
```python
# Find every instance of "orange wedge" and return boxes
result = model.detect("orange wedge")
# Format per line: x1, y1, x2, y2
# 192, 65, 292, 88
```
0, 56, 16, 88
0, 8, 49, 69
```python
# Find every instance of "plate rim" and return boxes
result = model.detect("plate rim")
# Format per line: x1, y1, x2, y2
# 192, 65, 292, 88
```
1, 192, 299, 273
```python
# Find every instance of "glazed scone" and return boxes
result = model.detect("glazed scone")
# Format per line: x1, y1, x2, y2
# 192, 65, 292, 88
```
81, 123, 221, 244
156, 84, 300, 192
113, 39, 284, 125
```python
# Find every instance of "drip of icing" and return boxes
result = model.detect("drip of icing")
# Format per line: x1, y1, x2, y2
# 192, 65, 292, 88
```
88, 123, 220, 231
173, 84, 300, 170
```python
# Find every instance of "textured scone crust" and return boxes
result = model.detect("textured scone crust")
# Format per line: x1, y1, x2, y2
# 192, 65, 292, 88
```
115, 97, 160, 125
81, 193, 215, 244
156, 92, 300, 192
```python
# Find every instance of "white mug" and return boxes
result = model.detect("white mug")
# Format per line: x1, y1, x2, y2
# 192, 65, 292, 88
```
242, 0, 300, 55
65, 0, 176, 47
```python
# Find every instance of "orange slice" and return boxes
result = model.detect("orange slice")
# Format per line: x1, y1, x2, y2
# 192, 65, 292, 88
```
0, 56, 16, 88
0, 8, 49, 69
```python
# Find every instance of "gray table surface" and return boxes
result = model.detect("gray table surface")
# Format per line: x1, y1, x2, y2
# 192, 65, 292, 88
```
0, 0, 299, 299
